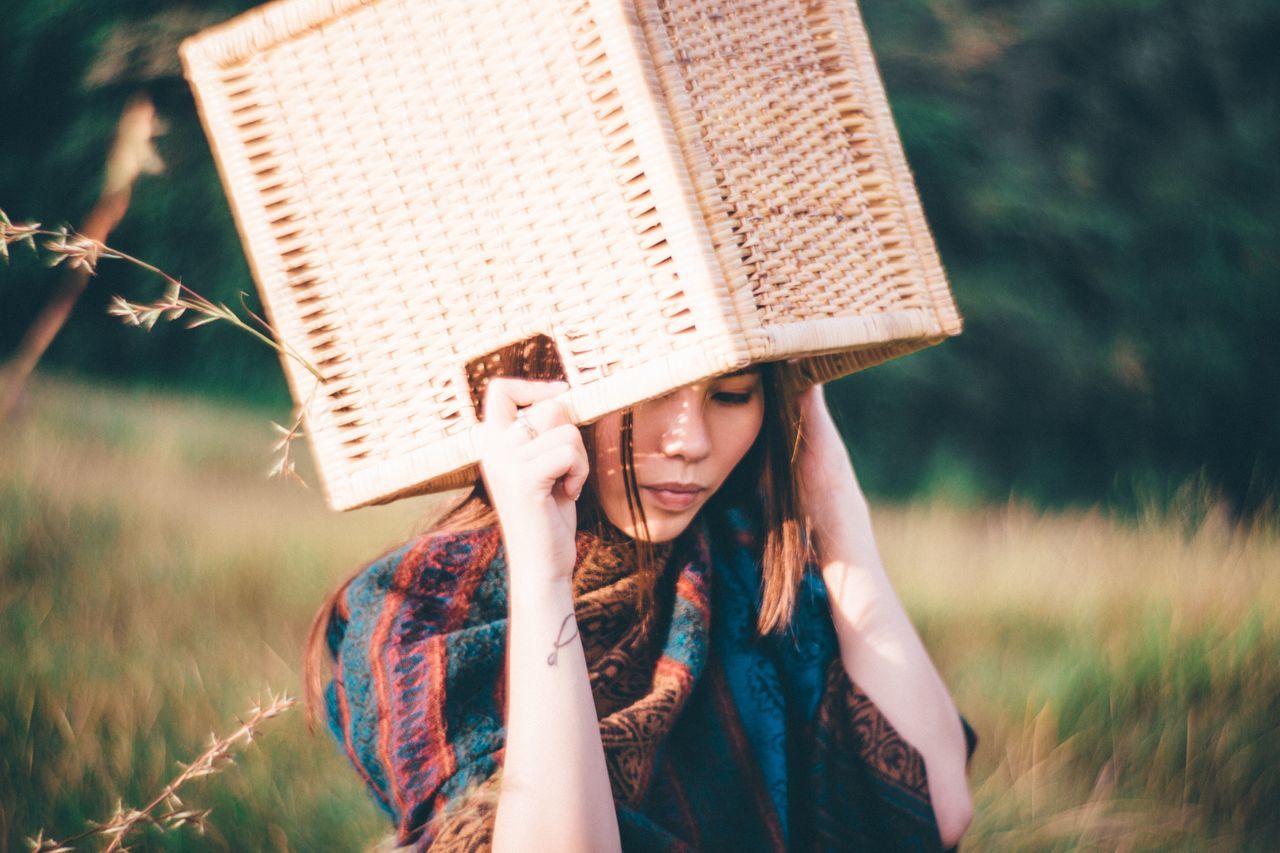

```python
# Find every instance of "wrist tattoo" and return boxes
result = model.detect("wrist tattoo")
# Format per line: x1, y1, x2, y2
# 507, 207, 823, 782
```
546, 611, 579, 666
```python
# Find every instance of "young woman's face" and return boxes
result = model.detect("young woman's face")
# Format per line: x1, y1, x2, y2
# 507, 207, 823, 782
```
591, 369, 765, 542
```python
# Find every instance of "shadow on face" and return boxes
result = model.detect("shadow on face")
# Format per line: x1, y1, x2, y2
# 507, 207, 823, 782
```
591, 369, 765, 542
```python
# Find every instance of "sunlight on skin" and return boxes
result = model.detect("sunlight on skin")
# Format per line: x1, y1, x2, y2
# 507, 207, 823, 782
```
590, 372, 764, 542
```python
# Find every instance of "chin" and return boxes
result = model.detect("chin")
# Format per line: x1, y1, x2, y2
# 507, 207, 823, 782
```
630, 523, 685, 544
626, 504, 699, 544
597, 490, 706, 543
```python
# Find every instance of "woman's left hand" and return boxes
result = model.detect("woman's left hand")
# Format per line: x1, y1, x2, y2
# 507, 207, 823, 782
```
794, 384, 871, 550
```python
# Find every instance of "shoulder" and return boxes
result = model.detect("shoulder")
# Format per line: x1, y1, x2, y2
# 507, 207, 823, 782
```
364, 524, 500, 594
321, 524, 507, 833
327, 525, 503, 660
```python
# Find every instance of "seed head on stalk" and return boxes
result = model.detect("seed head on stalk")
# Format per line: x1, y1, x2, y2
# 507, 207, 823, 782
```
2, 207, 319, 484
27, 692, 297, 852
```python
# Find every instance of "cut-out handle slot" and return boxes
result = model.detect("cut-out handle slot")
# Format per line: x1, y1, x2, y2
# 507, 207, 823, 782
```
465, 334, 568, 419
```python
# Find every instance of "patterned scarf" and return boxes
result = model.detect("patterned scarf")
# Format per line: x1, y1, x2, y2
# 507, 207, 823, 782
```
325, 505, 972, 850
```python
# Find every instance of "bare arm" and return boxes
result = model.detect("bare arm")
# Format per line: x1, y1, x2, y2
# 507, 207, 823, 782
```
797, 387, 973, 847
479, 379, 622, 853
494, 575, 620, 852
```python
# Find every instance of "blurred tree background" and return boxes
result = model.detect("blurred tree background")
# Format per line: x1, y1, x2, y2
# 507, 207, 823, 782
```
2, 0, 1278, 518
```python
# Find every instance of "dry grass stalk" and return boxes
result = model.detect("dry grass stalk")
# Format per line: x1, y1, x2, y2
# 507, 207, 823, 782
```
1, 206, 315, 483
0, 96, 160, 423
27, 692, 297, 853
269, 386, 316, 486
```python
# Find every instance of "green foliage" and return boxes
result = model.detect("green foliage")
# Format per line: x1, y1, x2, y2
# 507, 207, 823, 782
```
834, 0, 1280, 517
0, 0, 285, 404
1051, 608, 1280, 840
2, 0, 1278, 512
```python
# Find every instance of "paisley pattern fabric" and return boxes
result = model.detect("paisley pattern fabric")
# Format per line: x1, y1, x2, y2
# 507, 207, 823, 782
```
324, 504, 974, 850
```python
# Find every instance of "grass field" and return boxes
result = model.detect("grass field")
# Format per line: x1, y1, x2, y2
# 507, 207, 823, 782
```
2, 377, 1276, 851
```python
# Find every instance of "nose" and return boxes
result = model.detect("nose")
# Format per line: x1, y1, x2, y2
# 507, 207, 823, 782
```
655, 388, 711, 462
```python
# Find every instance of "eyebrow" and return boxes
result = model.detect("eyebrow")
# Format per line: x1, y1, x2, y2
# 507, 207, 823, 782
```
718, 367, 761, 379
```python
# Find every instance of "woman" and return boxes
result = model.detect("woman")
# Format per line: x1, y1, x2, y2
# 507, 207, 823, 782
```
305, 362, 974, 851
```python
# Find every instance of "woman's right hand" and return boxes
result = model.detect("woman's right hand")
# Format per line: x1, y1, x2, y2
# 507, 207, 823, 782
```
477, 378, 588, 586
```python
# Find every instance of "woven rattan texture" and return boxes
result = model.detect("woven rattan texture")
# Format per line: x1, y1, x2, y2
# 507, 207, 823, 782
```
183, 0, 960, 510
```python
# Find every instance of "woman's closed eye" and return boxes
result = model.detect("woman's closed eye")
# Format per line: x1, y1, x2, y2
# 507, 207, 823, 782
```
712, 388, 757, 406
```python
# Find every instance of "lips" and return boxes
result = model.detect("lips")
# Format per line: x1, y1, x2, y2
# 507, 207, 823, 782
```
641, 482, 706, 512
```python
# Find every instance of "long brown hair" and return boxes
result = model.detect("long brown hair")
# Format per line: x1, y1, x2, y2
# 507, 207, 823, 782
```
302, 361, 813, 728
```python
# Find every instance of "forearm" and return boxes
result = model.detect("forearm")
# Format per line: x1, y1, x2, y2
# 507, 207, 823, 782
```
492, 573, 621, 853
814, 487, 972, 846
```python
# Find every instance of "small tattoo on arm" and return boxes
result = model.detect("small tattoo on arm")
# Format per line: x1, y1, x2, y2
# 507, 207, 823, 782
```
547, 611, 579, 666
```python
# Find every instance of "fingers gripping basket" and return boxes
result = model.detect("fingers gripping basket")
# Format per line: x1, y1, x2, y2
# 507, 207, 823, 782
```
181, 0, 962, 511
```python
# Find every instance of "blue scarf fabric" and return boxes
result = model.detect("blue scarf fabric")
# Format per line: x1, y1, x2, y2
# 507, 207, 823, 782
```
324, 503, 974, 850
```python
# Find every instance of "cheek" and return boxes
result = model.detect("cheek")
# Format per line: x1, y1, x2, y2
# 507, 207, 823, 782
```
590, 414, 627, 521
717, 403, 765, 474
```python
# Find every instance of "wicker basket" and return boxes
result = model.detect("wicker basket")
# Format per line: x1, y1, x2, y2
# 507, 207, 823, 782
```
181, 0, 961, 511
